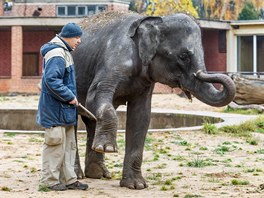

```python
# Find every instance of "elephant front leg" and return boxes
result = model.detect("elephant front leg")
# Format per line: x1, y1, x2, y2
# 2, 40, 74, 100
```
120, 153, 148, 189
81, 116, 111, 179
120, 91, 152, 189
92, 103, 118, 153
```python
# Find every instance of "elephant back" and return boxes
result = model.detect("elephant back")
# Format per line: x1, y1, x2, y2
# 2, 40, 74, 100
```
79, 11, 141, 35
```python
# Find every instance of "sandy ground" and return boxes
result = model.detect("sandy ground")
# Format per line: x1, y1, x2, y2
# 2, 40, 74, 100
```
0, 94, 264, 197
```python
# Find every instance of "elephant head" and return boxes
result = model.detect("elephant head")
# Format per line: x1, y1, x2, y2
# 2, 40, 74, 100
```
129, 14, 235, 107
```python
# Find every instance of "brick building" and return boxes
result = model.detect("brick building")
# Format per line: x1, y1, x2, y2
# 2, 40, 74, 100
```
0, 0, 248, 94
0, 0, 130, 93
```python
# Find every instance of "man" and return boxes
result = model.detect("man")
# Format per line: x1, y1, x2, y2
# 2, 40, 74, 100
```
37, 23, 88, 191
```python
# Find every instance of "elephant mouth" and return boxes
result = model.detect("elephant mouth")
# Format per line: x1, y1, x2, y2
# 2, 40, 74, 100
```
177, 78, 192, 101
182, 89, 192, 101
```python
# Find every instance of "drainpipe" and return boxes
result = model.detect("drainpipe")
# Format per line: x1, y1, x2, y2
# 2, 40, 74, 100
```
0, 0, 4, 16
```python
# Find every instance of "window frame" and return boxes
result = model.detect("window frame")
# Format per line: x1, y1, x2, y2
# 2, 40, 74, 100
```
56, 5, 107, 17
237, 34, 264, 74
22, 52, 40, 77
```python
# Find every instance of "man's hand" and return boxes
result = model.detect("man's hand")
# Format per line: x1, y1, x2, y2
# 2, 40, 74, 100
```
69, 97, 78, 105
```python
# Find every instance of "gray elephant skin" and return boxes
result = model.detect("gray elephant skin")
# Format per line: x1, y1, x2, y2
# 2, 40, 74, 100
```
73, 11, 236, 189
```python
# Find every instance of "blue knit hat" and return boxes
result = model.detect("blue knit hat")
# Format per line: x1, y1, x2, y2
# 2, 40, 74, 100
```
60, 23, 82, 38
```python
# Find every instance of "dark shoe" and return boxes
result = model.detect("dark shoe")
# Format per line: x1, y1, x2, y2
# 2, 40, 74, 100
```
66, 181, 88, 190
49, 183, 67, 191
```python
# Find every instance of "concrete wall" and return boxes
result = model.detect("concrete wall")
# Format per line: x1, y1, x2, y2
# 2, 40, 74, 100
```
0, 109, 221, 131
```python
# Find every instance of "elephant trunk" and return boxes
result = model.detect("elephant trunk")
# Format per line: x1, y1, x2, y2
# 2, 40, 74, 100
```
192, 70, 236, 107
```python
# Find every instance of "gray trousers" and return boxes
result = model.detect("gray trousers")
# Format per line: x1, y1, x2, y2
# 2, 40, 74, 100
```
40, 126, 77, 187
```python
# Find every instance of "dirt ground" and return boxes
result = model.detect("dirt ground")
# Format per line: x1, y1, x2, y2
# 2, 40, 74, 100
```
0, 94, 263, 198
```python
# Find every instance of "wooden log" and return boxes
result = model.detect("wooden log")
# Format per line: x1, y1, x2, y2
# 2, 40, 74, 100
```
228, 101, 264, 113
232, 74, 264, 105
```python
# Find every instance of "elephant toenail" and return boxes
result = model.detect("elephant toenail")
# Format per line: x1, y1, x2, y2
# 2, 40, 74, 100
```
94, 145, 104, 152
105, 145, 115, 152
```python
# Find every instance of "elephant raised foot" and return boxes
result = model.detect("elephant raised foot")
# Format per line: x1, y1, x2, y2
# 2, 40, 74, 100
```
92, 135, 118, 153
92, 104, 118, 153
120, 173, 148, 190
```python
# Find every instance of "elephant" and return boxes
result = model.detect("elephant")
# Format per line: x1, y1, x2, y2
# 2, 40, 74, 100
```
72, 11, 236, 189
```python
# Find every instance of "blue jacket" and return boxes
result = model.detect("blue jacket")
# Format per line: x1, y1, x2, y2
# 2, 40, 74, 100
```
36, 35, 77, 128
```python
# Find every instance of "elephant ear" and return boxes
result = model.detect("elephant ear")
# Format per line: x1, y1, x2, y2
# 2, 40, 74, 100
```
128, 17, 163, 66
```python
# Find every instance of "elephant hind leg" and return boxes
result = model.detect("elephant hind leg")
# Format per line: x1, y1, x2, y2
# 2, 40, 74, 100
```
92, 103, 118, 153
85, 148, 111, 179
85, 157, 111, 179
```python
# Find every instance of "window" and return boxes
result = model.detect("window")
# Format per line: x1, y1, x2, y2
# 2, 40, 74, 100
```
98, 6, 106, 13
87, 5, 96, 15
257, 36, 264, 72
23, 53, 39, 76
237, 35, 264, 73
78, 6, 86, 16
237, 36, 253, 72
218, 30, 226, 53
57, 5, 107, 16
58, 6, 66, 16
67, 6, 76, 16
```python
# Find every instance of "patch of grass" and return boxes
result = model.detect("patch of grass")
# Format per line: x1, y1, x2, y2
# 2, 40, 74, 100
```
245, 168, 263, 173
184, 194, 202, 198
147, 172, 164, 185
208, 177, 220, 183
164, 179, 172, 185
219, 124, 252, 137
158, 147, 169, 154
153, 153, 160, 161
222, 158, 232, 163
199, 147, 208, 150
256, 149, 264, 154
160, 186, 168, 191
1, 186, 11, 192
219, 115, 264, 137
187, 156, 213, 168
30, 167, 37, 173
145, 135, 155, 150
202, 123, 218, 134
0, 95, 8, 102
38, 184, 50, 192
4, 132, 16, 137
224, 106, 261, 114
215, 145, 231, 155
173, 155, 185, 161
110, 170, 122, 180
154, 163, 167, 169
246, 138, 258, 145
117, 135, 125, 149
178, 140, 190, 146
28, 137, 43, 143
231, 179, 249, 185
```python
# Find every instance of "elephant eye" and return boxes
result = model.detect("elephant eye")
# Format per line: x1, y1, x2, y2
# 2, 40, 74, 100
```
179, 52, 189, 61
